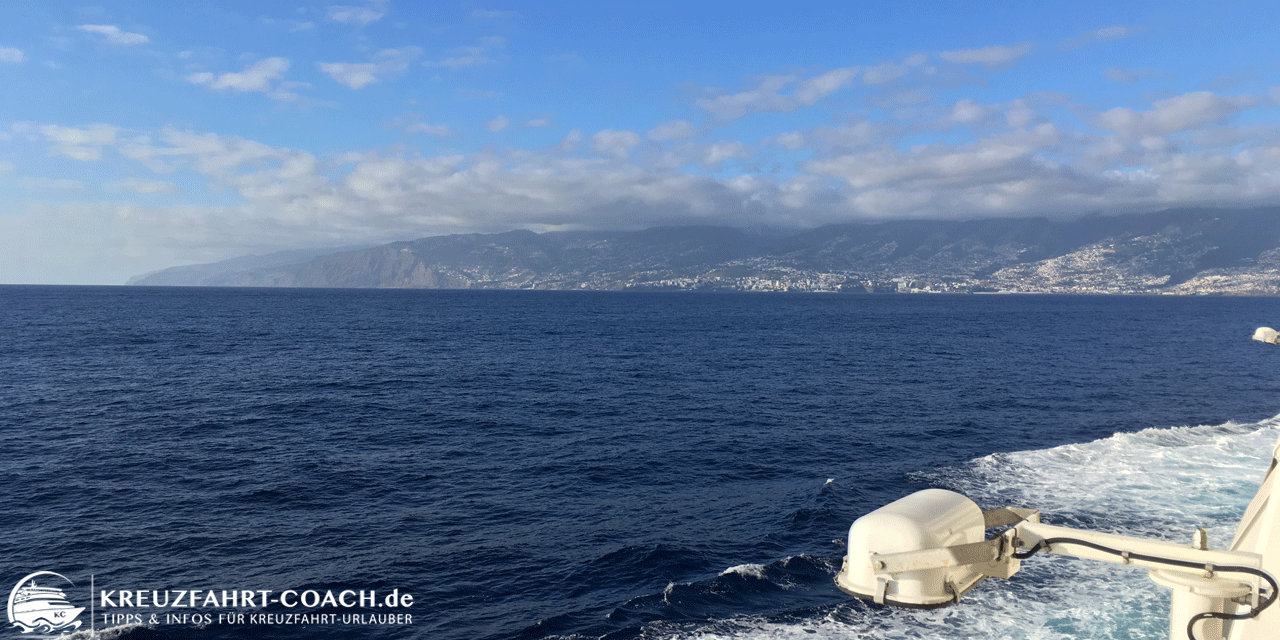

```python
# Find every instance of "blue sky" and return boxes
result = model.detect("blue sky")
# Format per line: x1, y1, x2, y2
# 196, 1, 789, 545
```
2, 1, 1279, 284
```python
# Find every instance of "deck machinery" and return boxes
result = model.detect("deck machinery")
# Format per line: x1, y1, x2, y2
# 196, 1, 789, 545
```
836, 329, 1280, 640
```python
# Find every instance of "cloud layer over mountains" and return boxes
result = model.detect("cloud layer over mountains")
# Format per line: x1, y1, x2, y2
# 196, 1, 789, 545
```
2, 4, 1279, 283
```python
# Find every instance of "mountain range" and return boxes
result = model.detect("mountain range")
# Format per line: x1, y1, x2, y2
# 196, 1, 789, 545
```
127, 206, 1280, 294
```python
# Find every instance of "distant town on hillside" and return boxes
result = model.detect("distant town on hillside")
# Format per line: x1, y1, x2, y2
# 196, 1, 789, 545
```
129, 206, 1280, 295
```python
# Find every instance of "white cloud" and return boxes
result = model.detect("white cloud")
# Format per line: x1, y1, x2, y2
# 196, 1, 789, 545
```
1005, 99, 1039, 129
771, 131, 806, 151
0, 200, 312, 284
647, 120, 697, 141
795, 67, 859, 103
118, 128, 289, 175
486, 116, 509, 133
525, 118, 552, 128
318, 62, 378, 89
187, 58, 292, 97
696, 74, 793, 119
592, 130, 640, 159
319, 46, 420, 89
18, 177, 86, 190
695, 66, 858, 120
10, 106, 1280, 286
213, 58, 289, 91
1097, 91, 1260, 138
426, 52, 490, 69
1090, 25, 1147, 41
14, 55, 1280, 285
1103, 67, 1165, 84
862, 62, 908, 85
701, 141, 749, 166
805, 125, 1063, 191
946, 98, 992, 124
42, 124, 119, 161
0, 47, 24, 63
326, 1, 387, 25
107, 179, 182, 194
405, 122, 452, 136
269, 80, 312, 103
424, 38, 503, 69
1061, 25, 1147, 50
371, 46, 419, 72
89, 129, 771, 253
0, 160, 12, 171
77, 24, 149, 45
560, 129, 582, 152
771, 121, 900, 154
384, 113, 452, 136
799, 125, 1160, 218
862, 54, 927, 86
939, 41, 1035, 69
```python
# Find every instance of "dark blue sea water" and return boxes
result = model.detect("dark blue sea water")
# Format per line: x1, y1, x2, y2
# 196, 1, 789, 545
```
5, 287, 1280, 640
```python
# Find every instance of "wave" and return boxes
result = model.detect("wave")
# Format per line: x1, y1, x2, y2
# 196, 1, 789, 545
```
718, 565, 769, 582
631, 416, 1280, 640
62, 624, 150, 640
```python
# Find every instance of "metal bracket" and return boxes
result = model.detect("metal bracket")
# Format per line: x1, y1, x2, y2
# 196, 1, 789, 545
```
944, 578, 962, 604
981, 507, 1040, 528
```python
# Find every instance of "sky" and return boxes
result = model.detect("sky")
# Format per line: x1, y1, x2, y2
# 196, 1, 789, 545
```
2, 2, 1280, 284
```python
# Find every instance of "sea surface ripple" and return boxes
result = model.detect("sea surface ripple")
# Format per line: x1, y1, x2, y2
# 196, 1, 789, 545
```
3, 287, 1280, 640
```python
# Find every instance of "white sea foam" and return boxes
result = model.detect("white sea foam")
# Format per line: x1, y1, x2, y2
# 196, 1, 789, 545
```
63, 624, 149, 640
650, 415, 1280, 639
944, 418, 1280, 542
719, 559, 802, 590
721, 564, 768, 580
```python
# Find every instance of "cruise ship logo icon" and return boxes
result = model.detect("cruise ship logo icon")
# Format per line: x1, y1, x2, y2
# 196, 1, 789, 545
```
6, 572, 84, 634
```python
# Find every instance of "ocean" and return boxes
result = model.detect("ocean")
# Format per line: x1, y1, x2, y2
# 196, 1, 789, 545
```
4, 286, 1280, 640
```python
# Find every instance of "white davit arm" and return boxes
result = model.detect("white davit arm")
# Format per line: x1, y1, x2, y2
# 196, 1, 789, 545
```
836, 438, 1280, 640
837, 491, 1277, 640
837, 336, 1280, 639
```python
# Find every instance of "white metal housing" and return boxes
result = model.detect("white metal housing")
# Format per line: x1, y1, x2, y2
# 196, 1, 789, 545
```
836, 437, 1280, 639
836, 488, 987, 607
